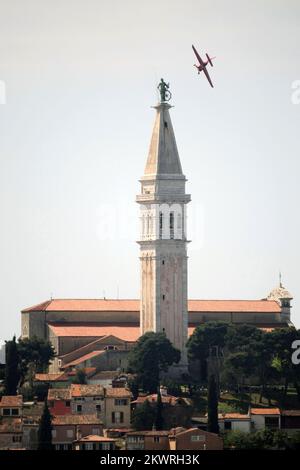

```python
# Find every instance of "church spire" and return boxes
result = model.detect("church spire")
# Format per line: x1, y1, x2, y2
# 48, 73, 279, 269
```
144, 80, 183, 177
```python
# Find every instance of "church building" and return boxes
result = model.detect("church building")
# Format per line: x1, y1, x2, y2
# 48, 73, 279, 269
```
21, 83, 293, 374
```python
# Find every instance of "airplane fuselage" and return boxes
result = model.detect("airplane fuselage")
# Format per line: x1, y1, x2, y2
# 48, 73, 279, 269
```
194, 61, 208, 73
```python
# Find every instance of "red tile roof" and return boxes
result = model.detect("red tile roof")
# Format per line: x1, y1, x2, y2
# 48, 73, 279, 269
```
22, 298, 281, 313
71, 384, 104, 397
105, 388, 132, 398
132, 394, 191, 406
53, 415, 102, 425
218, 413, 250, 420
75, 435, 116, 442
48, 324, 139, 341
0, 418, 22, 433
0, 395, 23, 407
281, 410, 300, 416
48, 388, 71, 401
62, 350, 105, 368
251, 408, 280, 415
35, 373, 68, 382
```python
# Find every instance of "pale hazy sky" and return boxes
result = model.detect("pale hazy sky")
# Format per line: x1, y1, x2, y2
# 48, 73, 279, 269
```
0, 0, 300, 343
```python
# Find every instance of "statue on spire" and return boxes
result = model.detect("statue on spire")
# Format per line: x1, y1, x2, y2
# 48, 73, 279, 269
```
157, 78, 172, 103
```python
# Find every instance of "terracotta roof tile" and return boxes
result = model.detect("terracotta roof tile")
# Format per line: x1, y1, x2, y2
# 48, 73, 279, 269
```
0, 395, 23, 407
22, 299, 139, 313
251, 408, 280, 415
48, 324, 139, 341
47, 388, 71, 401
0, 418, 22, 433
71, 384, 104, 397
126, 430, 169, 437
218, 413, 250, 420
105, 388, 132, 398
62, 350, 105, 369
53, 415, 102, 425
22, 298, 281, 314
35, 373, 68, 382
132, 394, 191, 406
75, 435, 116, 442
281, 410, 300, 416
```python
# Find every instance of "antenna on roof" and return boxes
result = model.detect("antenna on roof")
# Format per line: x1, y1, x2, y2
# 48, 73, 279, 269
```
103, 290, 106, 300
279, 270, 283, 288
117, 284, 119, 300
50, 292, 53, 300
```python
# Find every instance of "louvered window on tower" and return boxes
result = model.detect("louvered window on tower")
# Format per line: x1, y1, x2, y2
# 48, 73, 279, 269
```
159, 212, 163, 239
170, 211, 174, 239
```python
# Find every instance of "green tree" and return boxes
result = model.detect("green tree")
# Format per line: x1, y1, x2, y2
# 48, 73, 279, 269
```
207, 374, 219, 434
268, 328, 300, 402
155, 390, 164, 430
187, 322, 229, 382
72, 369, 87, 384
18, 337, 55, 386
127, 332, 180, 393
4, 336, 20, 395
131, 400, 154, 431
37, 401, 53, 450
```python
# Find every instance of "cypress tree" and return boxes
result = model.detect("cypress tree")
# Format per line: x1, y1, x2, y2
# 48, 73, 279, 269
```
207, 374, 219, 434
37, 401, 53, 450
155, 390, 164, 430
4, 336, 20, 395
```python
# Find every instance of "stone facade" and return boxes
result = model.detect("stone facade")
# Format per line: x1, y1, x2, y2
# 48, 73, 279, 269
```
137, 101, 190, 368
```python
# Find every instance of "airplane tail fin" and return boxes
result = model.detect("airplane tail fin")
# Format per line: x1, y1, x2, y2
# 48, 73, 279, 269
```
206, 54, 215, 66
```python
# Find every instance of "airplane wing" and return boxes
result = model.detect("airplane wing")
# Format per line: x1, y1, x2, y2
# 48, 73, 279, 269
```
192, 45, 205, 67
203, 66, 214, 88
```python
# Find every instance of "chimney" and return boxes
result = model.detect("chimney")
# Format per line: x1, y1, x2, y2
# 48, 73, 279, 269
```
76, 426, 82, 441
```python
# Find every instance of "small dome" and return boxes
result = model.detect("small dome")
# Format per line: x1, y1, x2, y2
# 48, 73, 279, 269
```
267, 283, 293, 302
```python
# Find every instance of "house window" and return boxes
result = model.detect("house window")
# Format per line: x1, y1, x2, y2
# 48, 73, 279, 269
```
12, 435, 22, 443
52, 430, 57, 438
65, 401, 70, 407
154, 436, 160, 443
265, 417, 279, 429
11, 408, 19, 416
102, 442, 111, 450
114, 399, 128, 406
67, 429, 74, 438
224, 421, 232, 431
92, 428, 100, 435
85, 443, 94, 450
96, 404, 101, 413
112, 411, 124, 424
76, 404, 82, 413
128, 436, 144, 443
282, 299, 290, 308
3, 408, 11, 416
191, 434, 205, 442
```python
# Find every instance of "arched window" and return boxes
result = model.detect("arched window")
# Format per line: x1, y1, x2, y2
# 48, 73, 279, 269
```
177, 213, 182, 238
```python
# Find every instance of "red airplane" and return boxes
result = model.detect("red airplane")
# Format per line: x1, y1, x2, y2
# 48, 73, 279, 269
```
192, 45, 215, 88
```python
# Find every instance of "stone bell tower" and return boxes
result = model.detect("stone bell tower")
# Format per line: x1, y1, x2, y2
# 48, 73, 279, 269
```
136, 80, 191, 370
